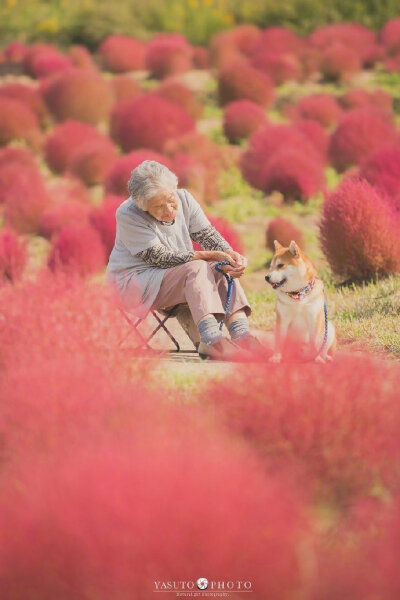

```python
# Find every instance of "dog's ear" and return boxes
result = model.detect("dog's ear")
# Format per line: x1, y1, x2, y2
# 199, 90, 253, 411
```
289, 240, 300, 257
273, 240, 283, 251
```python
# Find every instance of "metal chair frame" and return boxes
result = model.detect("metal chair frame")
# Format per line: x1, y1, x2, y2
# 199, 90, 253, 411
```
118, 304, 182, 353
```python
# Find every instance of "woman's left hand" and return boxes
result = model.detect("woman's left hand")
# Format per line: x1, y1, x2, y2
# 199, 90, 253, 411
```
221, 249, 248, 277
225, 249, 248, 268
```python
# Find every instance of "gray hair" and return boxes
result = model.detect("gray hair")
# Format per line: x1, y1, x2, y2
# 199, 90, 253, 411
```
128, 160, 178, 210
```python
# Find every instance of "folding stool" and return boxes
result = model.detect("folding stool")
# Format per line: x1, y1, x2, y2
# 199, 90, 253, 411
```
118, 303, 199, 354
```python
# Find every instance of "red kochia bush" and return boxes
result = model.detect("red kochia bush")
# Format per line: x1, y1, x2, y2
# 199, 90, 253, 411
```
218, 62, 275, 107
44, 120, 106, 172
0, 147, 36, 169
192, 215, 244, 254
43, 68, 113, 124
0, 164, 50, 234
223, 99, 268, 143
47, 176, 91, 205
171, 153, 206, 203
320, 42, 362, 82
0, 83, 49, 125
205, 353, 400, 504
359, 146, 400, 200
30, 52, 72, 78
90, 195, 123, 257
193, 45, 209, 68
110, 75, 142, 102
0, 97, 40, 146
251, 51, 301, 85
4, 41, 27, 63
155, 80, 203, 119
105, 150, 172, 196
48, 224, 106, 276
262, 147, 325, 202
329, 108, 397, 171
110, 94, 195, 152
209, 31, 246, 69
241, 124, 323, 190
380, 18, 400, 54
231, 24, 262, 56
340, 88, 393, 112
69, 137, 118, 185
320, 178, 400, 280
0, 428, 310, 599
312, 492, 400, 600
98, 34, 146, 72
310, 23, 376, 60
251, 26, 305, 57
0, 271, 145, 373
164, 132, 224, 204
40, 201, 91, 239
23, 43, 64, 76
286, 94, 342, 128
295, 119, 329, 160
0, 227, 28, 283
145, 33, 193, 78
69, 45, 96, 69
266, 217, 304, 250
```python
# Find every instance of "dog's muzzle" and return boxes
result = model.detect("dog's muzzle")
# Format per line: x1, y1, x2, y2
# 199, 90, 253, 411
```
265, 275, 287, 289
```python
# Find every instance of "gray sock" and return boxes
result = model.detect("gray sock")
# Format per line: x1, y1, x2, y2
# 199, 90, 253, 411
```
198, 316, 223, 346
228, 317, 250, 340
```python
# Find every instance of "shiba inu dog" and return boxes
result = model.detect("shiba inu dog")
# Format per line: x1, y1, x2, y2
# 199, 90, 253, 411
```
265, 240, 336, 363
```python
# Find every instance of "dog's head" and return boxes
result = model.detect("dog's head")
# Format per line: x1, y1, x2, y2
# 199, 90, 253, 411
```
265, 240, 316, 293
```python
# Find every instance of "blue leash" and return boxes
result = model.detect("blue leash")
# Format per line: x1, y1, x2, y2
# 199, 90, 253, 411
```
214, 261, 234, 331
312, 299, 328, 360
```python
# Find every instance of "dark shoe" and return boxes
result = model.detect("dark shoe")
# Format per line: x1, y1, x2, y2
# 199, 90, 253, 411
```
198, 337, 248, 361
232, 334, 268, 357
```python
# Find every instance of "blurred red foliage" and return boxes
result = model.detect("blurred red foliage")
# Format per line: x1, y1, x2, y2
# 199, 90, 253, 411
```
110, 94, 195, 152
266, 217, 304, 250
145, 33, 193, 78
43, 68, 113, 124
48, 224, 106, 276
98, 35, 146, 72
320, 178, 400, 280
218, 61, 275, 107
223, 99, 268, 143
0, 227, 28, 284
329, 107, 397, 171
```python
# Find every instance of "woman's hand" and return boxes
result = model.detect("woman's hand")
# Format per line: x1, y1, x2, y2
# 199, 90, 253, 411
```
222, 248, 248, 277
225, 249, 248, 269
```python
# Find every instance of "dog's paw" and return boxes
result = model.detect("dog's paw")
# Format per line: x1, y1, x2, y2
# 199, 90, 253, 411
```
269, 353, 282, 363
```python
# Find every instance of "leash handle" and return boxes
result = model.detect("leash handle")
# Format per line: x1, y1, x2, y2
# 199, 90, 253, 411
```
214, 261, 234, 331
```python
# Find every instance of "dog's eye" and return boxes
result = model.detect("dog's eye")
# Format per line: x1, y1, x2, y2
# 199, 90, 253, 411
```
277, 264, 284, 269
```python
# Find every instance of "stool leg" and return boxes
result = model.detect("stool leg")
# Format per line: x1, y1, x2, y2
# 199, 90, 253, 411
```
150, 312, 180, 352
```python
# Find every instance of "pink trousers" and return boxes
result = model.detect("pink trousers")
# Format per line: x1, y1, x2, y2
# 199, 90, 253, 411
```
152, 260, 252, 327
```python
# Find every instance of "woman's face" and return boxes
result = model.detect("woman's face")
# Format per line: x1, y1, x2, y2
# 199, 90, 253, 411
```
146, 190, 178, 222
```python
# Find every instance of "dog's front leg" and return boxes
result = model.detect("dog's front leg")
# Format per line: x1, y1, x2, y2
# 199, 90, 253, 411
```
269, 308, 290, 363
307, 308, 326, 362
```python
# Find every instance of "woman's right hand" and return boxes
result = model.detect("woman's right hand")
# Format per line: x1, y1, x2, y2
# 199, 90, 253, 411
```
208, 250, 237, 265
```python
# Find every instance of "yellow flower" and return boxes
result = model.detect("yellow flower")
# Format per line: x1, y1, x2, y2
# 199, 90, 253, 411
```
7, 0, 17, 7
37, 17, 60, 34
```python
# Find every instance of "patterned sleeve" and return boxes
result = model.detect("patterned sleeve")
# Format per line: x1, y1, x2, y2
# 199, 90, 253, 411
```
190, 225, 232, 251
135, 244, 195, 268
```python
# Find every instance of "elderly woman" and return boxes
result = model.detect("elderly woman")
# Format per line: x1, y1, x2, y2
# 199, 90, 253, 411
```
107, 160, 263, 360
